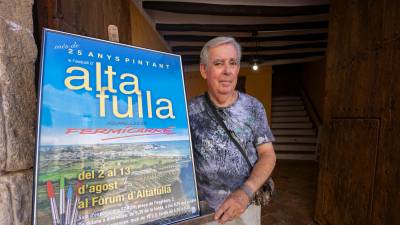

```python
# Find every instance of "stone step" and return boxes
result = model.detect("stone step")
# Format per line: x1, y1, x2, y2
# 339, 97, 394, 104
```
271, 122, 312, 129
272, 129, 316, 136
272, 105, 304, 112
272, 116, 310, 123
275, 136, 317, 144
272, 100, 303, 106
276, 153, 316, 161
274, 144, 316, 152
272, 96, 317, 161
272, 96, 301, 101
272, 111, 307, 117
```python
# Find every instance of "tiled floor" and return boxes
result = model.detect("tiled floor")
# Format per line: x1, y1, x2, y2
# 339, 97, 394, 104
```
261, 160, 319, 225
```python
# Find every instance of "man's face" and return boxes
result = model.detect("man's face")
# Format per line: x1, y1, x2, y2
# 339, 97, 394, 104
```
200, 43, 240, 97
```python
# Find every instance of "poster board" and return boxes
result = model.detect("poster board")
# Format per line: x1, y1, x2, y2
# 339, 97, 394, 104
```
33, 29, 200, 225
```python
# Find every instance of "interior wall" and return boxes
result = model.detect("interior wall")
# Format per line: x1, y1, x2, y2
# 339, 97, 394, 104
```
242, 66, 273, 123
301, 58, 326, 122
184, 70, 208, 100
129, 2, 170, 52
184, 65, 273, 123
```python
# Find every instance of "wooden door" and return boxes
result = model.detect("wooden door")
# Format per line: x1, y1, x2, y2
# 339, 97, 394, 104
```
35, 0, 132, 44
315, 0, 400, 225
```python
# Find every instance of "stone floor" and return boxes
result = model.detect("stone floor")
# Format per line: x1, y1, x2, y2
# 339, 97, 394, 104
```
261, 160, 319, 225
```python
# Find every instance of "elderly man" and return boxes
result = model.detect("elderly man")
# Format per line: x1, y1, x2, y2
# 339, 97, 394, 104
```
188, 36, 276, 225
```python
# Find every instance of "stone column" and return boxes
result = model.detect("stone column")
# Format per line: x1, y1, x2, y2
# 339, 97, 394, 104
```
0, 0, 37, 224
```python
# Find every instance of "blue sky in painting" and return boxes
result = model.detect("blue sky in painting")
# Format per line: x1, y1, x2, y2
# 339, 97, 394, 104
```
39, 30, 191, 145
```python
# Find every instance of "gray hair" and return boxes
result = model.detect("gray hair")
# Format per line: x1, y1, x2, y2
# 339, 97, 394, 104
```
200, 36, 241, 66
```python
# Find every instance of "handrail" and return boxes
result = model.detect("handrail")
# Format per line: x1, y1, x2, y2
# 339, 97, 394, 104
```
300, 87, 323, 161
300, 88, 322, 129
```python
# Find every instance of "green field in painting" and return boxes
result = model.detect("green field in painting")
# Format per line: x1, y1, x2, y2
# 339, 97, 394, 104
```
36, 141, 194, 225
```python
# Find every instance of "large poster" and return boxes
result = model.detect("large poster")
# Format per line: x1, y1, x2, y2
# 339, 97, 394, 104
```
34, 29, 199, 225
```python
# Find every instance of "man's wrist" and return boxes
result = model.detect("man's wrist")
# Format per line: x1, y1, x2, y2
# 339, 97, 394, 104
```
240, 183, 254, 200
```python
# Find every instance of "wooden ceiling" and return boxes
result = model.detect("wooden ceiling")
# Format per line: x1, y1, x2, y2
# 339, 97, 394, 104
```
136, 0, 329, 67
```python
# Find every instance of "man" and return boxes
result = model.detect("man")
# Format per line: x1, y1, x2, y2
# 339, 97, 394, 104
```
188, 36, 276, 225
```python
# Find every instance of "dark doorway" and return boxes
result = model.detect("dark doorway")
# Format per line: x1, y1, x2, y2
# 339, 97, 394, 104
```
236, 76, 246, 93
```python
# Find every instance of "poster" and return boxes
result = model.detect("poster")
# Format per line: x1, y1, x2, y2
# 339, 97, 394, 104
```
33, 29, 199, 225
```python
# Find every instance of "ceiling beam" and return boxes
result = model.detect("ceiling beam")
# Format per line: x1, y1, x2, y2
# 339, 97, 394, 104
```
167, 40, 326, 47
160, 28, 329, 37
176, 48, 326, 56
164, 33, 327, 42
181, 51, 325, 64
173, 42, 328, 52
156, 21, 328, 32
145, 9, 329, 25
143, 1, 329, 17
183, 56, 325, 72
141, 0, 330, 7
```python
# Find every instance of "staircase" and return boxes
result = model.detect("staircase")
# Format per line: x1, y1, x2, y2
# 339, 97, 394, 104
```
271, 96, 317, 161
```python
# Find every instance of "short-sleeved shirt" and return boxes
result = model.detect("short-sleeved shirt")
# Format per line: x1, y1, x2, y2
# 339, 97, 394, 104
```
188, 92, 275, 209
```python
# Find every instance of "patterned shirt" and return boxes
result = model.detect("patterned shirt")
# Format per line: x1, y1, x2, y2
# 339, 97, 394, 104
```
188, 92, 275, 209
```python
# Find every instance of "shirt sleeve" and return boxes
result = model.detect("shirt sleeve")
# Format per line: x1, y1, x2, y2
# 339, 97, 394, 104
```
253, 100, 275, 146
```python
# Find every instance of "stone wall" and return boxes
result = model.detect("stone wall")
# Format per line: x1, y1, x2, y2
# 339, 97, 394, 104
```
0, 0, 37, 224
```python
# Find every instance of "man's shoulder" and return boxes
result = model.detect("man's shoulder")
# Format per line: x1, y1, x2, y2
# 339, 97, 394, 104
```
238, 92, 264, 108
188, 93, 206, 115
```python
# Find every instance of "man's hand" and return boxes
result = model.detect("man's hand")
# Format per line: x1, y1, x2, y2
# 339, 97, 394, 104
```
214, 189, 250, 224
